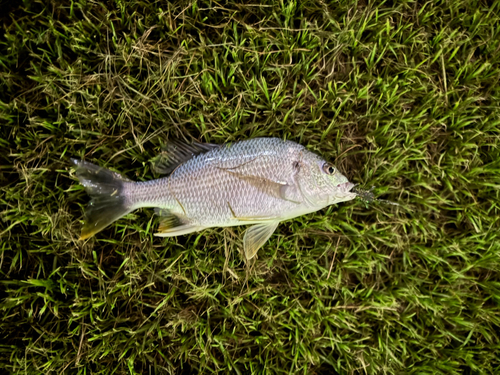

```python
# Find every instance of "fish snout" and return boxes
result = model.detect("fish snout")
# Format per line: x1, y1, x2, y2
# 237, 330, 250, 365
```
336, 182, 355, 192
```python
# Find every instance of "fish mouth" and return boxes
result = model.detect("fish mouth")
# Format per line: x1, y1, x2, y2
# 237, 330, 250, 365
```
336, 182, 355, 192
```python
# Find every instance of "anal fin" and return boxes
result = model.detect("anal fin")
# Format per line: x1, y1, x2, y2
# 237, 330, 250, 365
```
153, 208, 203, 237
154, 223, 203, 237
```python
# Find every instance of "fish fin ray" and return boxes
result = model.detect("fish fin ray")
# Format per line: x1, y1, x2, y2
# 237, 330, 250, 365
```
243, 221, 279, 260
155, 223, 203, 237
157, 214, 183, 232
70, 159, 133, 240
154, 208, 202, 236
235, 216, 278, 222
226, 170, 299, 203
155, 208, 185, 231
152, 139, 220, 174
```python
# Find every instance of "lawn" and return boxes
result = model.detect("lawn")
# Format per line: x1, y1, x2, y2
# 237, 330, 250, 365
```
1, 0, 500, 373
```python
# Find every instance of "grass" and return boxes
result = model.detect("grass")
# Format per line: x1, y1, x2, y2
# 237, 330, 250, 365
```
1, 0, 500, 373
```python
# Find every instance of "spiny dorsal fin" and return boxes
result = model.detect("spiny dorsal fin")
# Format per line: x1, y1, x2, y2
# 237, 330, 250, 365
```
152, 140, 220, 174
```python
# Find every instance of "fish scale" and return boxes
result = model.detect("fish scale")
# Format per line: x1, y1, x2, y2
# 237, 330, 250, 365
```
71, 137, 357, 259
164, 138, 301, 225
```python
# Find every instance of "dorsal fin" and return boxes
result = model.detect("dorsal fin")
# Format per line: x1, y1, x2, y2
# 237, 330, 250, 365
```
152, 140, 220, 174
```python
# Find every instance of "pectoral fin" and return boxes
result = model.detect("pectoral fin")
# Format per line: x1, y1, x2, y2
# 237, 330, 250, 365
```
226, 170, 300, 203
243, 222, 280, 260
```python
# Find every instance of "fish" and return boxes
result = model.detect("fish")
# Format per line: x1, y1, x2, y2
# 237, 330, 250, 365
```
71, 137, 357, 259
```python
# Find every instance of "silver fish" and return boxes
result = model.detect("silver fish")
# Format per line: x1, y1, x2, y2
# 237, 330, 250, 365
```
71, 138, 356, 259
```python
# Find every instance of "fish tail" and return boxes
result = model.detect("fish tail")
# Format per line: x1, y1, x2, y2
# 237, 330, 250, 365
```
71, 159, 133, 240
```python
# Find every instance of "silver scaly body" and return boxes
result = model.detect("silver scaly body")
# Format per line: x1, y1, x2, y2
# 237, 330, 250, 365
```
72, 138, 356, 259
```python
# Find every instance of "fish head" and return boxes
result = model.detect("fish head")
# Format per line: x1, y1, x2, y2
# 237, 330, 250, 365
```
296, 150, 357, 207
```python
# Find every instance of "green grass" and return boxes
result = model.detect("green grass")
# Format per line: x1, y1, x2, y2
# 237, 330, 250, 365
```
1, 0, 500, 373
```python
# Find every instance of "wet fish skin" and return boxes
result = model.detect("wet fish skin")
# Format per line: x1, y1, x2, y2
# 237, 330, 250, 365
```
72, 137, 356, 259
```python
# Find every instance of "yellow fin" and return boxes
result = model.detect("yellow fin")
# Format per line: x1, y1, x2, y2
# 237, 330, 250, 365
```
243, 222, 280, 260
71, 158, 133, 240
154, 208, 202, 237
235, 216, 278, 222
155, 223, 203, 237
158, 214, 182, 232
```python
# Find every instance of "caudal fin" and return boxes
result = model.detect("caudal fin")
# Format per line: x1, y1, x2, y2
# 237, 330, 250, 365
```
71, 159, 133, 240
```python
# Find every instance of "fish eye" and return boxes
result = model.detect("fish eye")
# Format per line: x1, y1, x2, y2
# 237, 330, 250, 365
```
322, 162, 336, 175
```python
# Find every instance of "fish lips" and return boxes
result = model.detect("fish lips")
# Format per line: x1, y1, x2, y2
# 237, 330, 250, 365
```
336, 182, 355, 192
